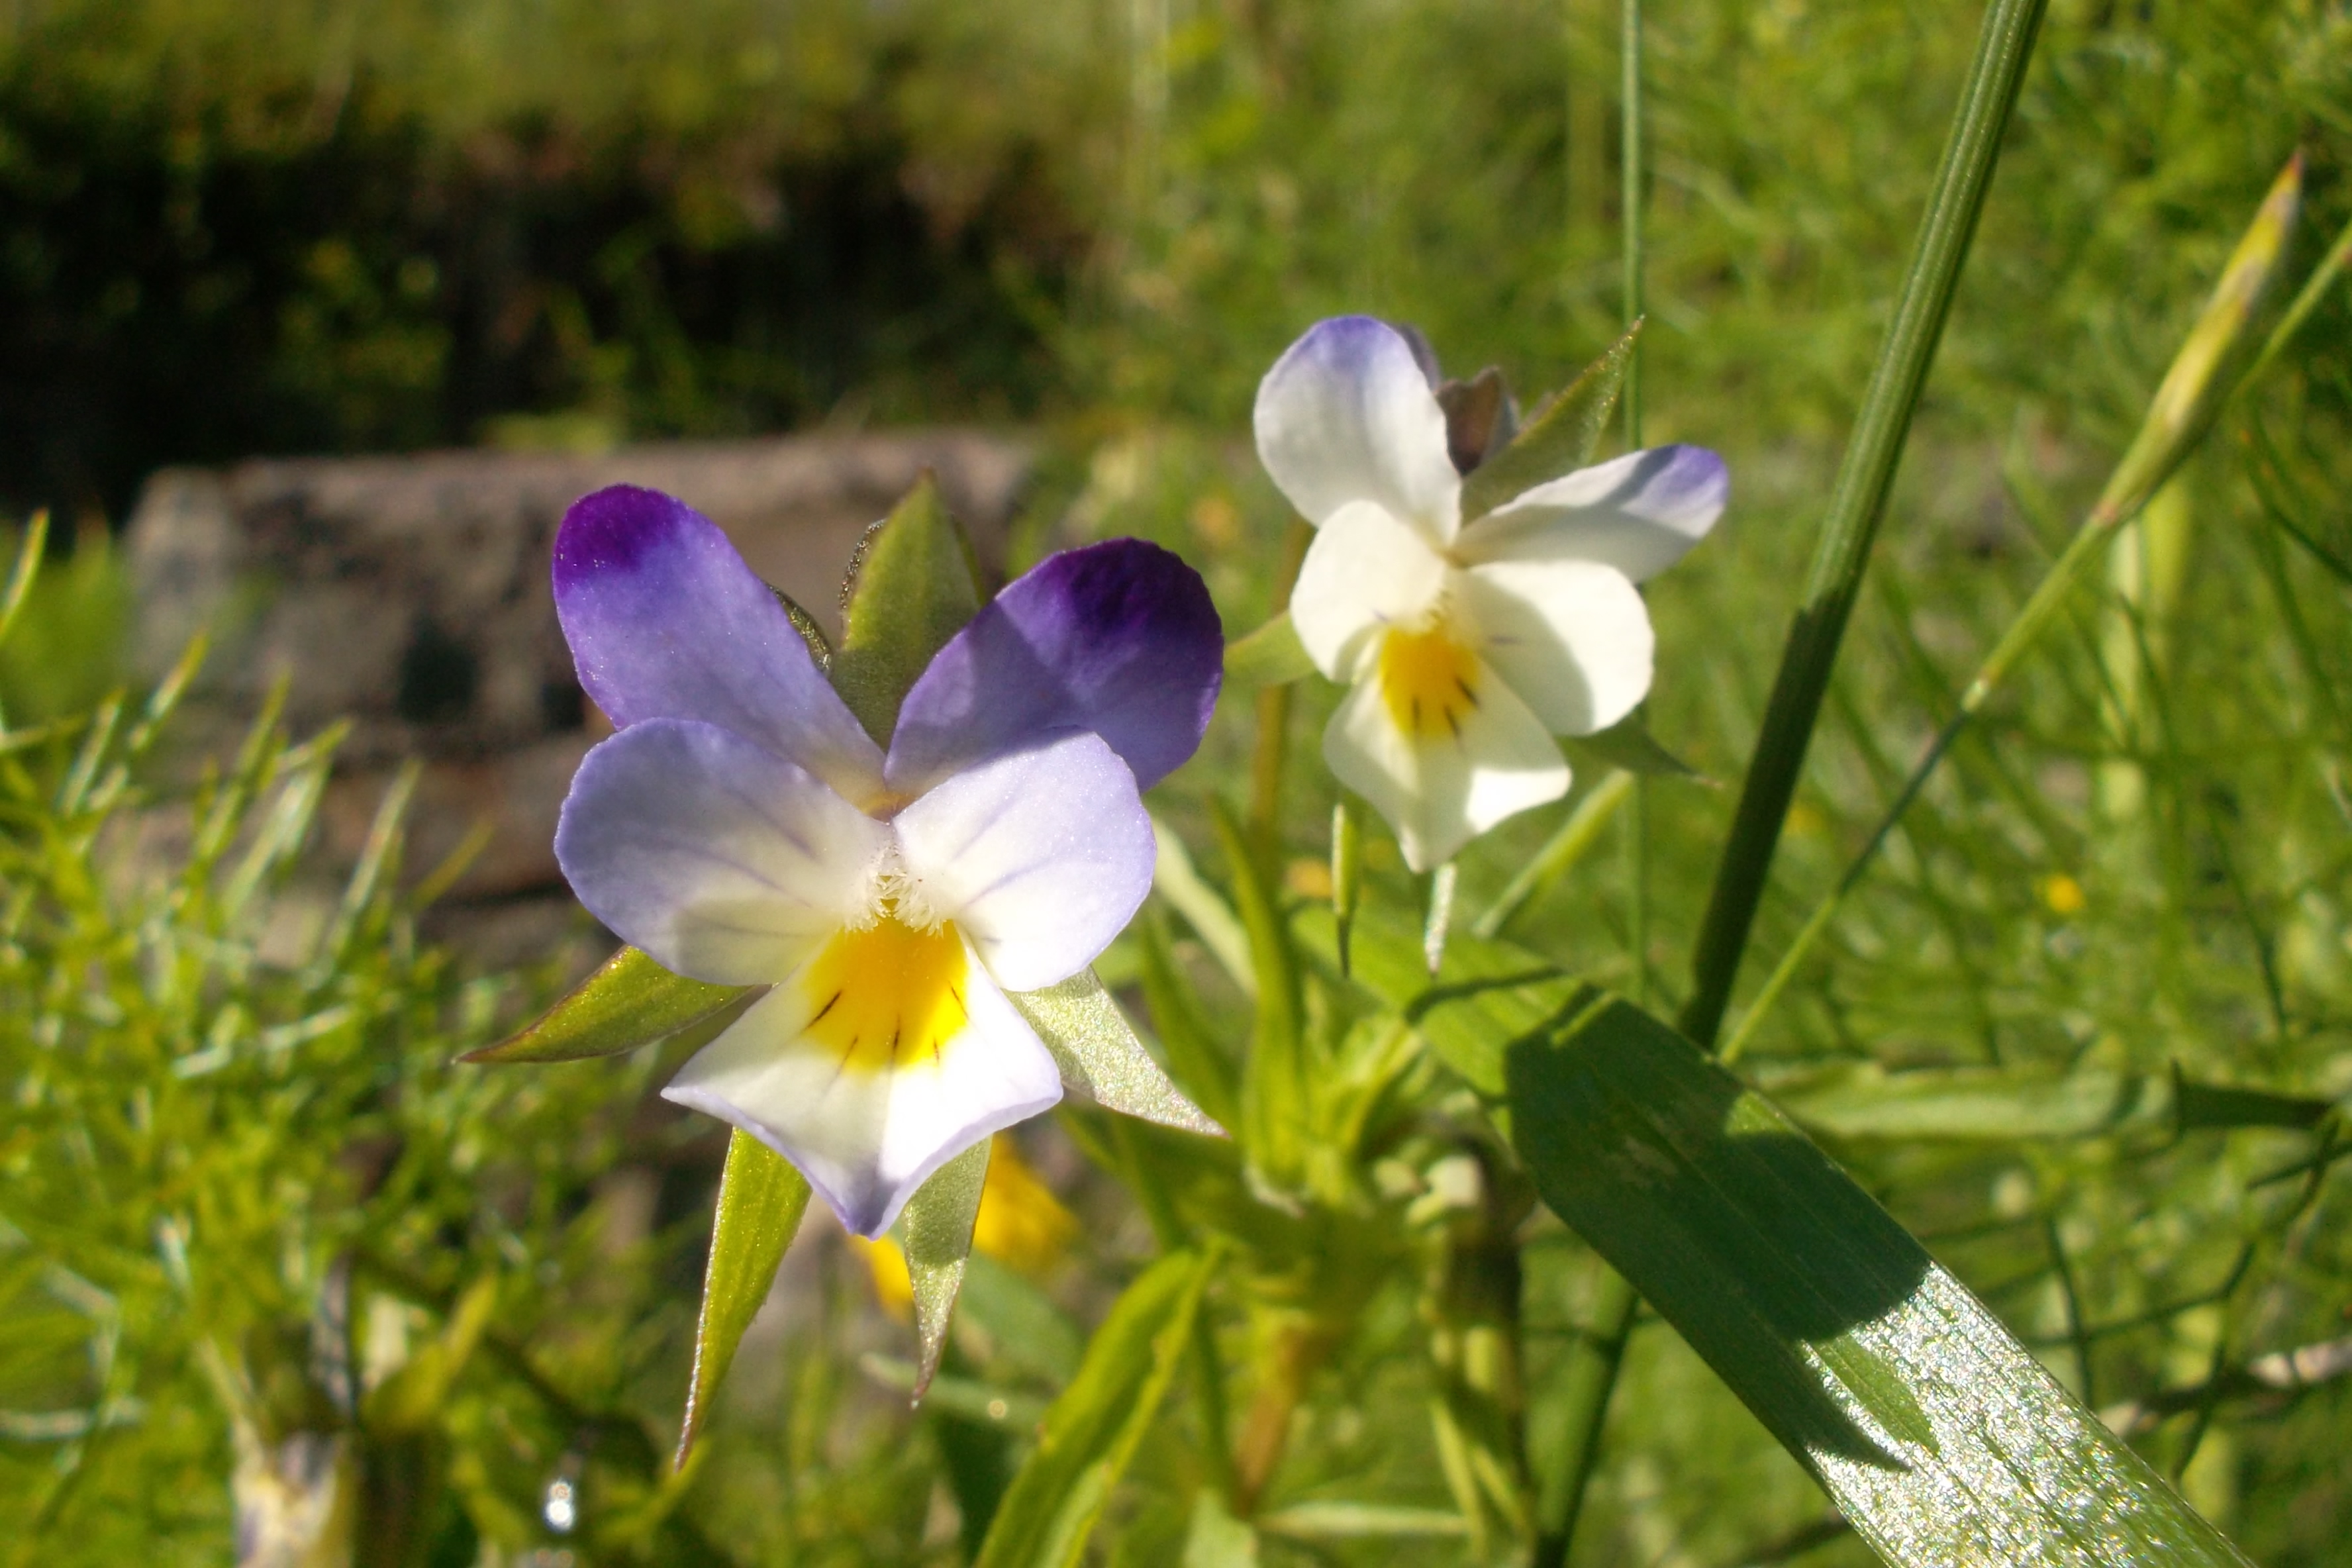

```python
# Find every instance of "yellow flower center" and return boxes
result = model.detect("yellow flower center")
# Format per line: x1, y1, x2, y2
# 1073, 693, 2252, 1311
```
1377, 621, 1482, 741
799, 914, 971, 1074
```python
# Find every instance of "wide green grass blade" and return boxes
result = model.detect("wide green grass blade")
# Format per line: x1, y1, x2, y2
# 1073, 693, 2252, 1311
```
677, 1130, 810, 1464
974, 1248, 1217, 1568
1504, 993, 2253, 1567
464, 945, 751, 1063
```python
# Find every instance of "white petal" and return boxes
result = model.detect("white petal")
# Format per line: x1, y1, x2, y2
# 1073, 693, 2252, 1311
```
891, 732, 1155, 992
1253, 317, 1463, 540
554, 720, 887, 984
1458, 559, 1655, 736
1458, 444, 1728, 581
663, 936, 1062, 1238
1289, 500, 1449, 681
1322, 656, 1569, 873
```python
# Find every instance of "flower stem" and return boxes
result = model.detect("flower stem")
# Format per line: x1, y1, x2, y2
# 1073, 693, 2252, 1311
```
1619, 0, 1643, 453
1530, 1267, 1638, 1568
1248, 520, 1315, 856
1677, 0, 2047, 1052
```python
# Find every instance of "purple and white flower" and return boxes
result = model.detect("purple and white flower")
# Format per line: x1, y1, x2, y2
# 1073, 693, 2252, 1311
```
550, 486, 1224, 1237
1255, 316, 1728, 870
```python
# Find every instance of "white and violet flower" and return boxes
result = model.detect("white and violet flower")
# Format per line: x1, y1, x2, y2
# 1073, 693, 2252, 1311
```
1255, 316, 1728, 871
550, 486, 1224, 1237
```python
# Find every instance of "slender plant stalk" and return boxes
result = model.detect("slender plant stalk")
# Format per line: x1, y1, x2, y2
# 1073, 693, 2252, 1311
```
1530, 1268, 1639, 1568
1678, 0, 2047, 1051
1719, 155, 2311, 1062
1532, 2, 2048, 1558
1472, 771, 1634, 940
1247, 520, 1314, 854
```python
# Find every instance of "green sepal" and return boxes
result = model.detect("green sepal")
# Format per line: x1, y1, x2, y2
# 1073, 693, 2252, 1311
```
974, 1248, 1218, 1568
832, 472, 985, 746
1504, 992, 2253, 1567
1012, 967, 1224, 1137
769, 583, 834, 669
677, 1130, 810, 1465
1222, 611, 1317, 692
1559, 710, 1704, 780
1459, 320, 1642, 522
464, 946, 752, 1064
905, 1137, 992, 1400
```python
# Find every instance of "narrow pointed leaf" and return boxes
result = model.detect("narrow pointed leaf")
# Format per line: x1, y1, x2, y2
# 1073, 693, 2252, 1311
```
1135, 908, 1243, 1130
1504, 992, 2253, 1567
677, 1130, 810, 1464
1213, 800, 1306, 1187
832, 472, 985, 746
1010, 968, 1224, 1136
1559, 710, 1703, 780
1222, 612, 1316, 692
1459, 322, 1642, 522
1152, 814, 1255, 997
974, 1249, 1218, 1568
769, 584, 834, 668
465, 946, 752, 1064
905, 1138, 992, 1399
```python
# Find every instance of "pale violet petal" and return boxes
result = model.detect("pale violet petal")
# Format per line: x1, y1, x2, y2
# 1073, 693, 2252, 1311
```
891, 732, 1154, 993
903, 1138, 991, 1397
1459, 559, 1655, 736
1322, 659, 1569, 873
1289, 500, 1449, 681
554, 719, 886, 985
1456, 445, 1728, 582
1253, 317, 1463, 541
886, 538, 1224, 797
1008, 968, 1224, 1136
554, 485, 887, 807
663, 940, 1062, 1239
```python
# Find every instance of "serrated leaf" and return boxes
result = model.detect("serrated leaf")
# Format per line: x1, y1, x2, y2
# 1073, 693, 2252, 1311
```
1010, 967, 1224, 1137
1459, 321, 1642, 522
832, 472, 984, 746
769, 584, 834, 668
905, 1138, 991, 1399
677, 1130, 810, 1464
465, 946, 752, 1064
1222, 612, 1317, 692
974, 1249, 1218, 1568
1560, 710, 1704, 780
1504, 993, 2253, 1567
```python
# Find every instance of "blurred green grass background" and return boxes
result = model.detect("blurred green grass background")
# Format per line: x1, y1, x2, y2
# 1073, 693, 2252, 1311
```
3, 1, 2351, 1565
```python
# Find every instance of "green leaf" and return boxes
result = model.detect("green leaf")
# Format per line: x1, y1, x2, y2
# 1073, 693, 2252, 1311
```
1222, 612, 1316, 692
1758, 1061, 2337, 1142
1152, 813, 1255, 998
1009, 967, 1224, 1136
1504, 993, 2253, 1566
1256, 1502, 1469, 1540
975, 1249, 1218, 1568
905, 1138, 992, 1398
1134, 907, 1243, 1132
1183, 1490, 1260, 1566
957, 1253, 1085, 1386
1458, 321, 1642, 522
1559, 710, 1704, 780
1297, 901, 1580, 1103
769, 584, 834, 668
364, 1276, 497, 1434
464, 946, 752, 1064
832, 472, 985, 746
1213, 799, 1306, 1187
677, 1130, 810, 1463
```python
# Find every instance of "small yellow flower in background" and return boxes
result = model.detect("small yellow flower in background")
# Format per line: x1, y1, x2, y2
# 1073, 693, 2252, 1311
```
1284, 857, 1336, 899
2038, 873, 2087, 916
853, 1135, 1078, 1318
1784, 802, 1828, 838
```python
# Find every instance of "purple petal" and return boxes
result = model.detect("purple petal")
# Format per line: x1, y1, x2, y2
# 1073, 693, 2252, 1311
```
554, 485, 884, 804
1458, 445, 1728, 583
1253, 316, 1463, 538
884, 538, 1222, 795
